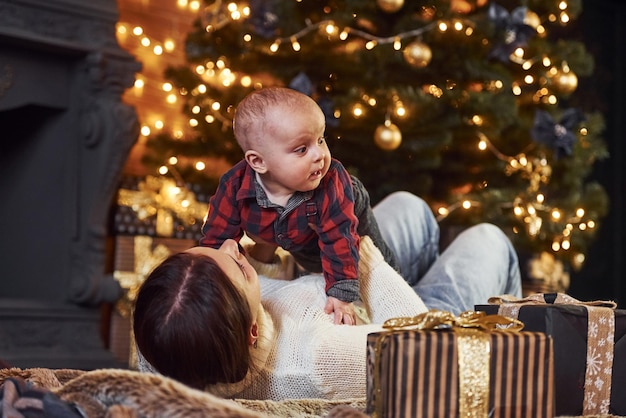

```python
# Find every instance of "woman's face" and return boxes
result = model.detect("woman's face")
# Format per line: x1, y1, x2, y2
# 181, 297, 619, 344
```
186, 240, 261, 318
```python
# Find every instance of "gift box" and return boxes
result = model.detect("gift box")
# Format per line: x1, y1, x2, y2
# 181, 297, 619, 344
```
476, 293, 626, 416
366, 311, 554, 418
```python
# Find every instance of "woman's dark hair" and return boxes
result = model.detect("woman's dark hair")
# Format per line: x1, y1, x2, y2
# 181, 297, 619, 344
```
133, 251, 253, 389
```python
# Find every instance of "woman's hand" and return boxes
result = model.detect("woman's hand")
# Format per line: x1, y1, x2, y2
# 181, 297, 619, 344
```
324, 296, 356, 325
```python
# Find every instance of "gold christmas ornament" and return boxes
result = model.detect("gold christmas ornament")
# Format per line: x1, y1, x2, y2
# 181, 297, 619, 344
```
374, 121, 402, 151
551, 68, 578, 94
524, 10, 541, 29
403, 41, 432, 69
377, 0, 404, 13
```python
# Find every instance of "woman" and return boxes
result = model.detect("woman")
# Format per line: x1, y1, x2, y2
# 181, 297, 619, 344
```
133, 192, 521, 400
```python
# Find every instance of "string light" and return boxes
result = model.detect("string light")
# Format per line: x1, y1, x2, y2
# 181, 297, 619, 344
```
117, 0, 596, 266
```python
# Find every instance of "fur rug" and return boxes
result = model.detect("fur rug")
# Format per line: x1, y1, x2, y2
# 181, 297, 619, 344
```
0, 367, 623, 418
0, 367, 367, 418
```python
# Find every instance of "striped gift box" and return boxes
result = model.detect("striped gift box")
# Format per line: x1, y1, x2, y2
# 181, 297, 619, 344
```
366, 328, 554, 418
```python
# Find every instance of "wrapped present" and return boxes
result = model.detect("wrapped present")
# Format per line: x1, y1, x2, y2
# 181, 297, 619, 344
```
476, 293, 626, 416
366, 310, 554, 418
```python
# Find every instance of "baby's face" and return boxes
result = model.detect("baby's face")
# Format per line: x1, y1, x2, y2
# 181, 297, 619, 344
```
257, 102, 331, 193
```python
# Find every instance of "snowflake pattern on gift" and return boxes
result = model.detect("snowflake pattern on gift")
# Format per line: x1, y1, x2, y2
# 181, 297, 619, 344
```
583, 306, 615, 415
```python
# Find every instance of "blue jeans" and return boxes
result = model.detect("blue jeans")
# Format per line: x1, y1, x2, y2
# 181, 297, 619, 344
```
372, 192, 522, 315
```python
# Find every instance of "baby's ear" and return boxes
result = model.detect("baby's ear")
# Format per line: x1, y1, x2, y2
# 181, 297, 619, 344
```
245, 150, 267, 173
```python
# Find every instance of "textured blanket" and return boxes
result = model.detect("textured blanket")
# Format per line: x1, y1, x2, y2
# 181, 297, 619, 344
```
0, 368, 366, 417
0, 367, 622, 417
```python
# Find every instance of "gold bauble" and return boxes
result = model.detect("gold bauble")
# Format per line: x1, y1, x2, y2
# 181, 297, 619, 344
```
403, 41, 432, 69
377, 0, 404, 13
524, 10, 541, 29
551, 69, 578, 94
374, 122, 402, 151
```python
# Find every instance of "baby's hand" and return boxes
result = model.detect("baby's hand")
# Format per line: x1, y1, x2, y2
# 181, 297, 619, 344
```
324, 296, 356, 326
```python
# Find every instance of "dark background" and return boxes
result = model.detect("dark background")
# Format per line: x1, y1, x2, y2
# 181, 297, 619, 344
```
568, 0, 625, 306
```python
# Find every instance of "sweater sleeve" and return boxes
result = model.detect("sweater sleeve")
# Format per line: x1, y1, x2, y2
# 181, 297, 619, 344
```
358, 236, 428, 324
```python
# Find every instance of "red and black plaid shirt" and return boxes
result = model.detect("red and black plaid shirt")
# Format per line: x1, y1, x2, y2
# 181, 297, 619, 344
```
200, 159, 360, 302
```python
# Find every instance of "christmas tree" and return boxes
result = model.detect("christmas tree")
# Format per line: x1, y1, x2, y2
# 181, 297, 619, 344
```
139, 0, 608, 279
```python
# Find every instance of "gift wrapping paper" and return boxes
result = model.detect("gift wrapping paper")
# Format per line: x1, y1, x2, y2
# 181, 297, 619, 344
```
477, 292, 626, 416
366, 311, 554, 418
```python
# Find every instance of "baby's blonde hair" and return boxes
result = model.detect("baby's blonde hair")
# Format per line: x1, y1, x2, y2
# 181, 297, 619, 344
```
233, 87, 317, 151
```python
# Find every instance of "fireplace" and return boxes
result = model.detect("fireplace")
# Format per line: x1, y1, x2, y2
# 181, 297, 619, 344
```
0, 0, 140, 368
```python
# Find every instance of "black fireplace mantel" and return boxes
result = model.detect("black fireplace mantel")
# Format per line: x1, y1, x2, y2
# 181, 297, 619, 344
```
0, 0, 141, 368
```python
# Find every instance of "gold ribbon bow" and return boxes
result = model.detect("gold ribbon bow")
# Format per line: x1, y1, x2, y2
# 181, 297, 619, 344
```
374, 310, 523, 418
488, 293, 616, 415
383, 309, 524, 332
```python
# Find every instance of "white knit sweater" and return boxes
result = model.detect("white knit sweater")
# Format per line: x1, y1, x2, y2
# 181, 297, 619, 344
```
206, 236, 428, 401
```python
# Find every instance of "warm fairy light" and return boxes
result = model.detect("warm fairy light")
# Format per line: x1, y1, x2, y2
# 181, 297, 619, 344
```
158, 166, 168, 175
514, 206, 523, 216
560, 13, 570, 24
524, 75, 534, 84
155, 120, 164, 129
270, 41, 280, 52
514, 48, 524, 58
153, 45, 163, 55
140, 125, 151, 136
195, 161, 206, 171
576, 208, 585, 217
352, 104, 364, 117
547, 95, 557, 104
211, 102, 221, 111
393, 37, 401, 50
462, 200, 471, 209
559, 1, 567, 9
205, 115, 215, 123
141, 37, 150, 47
164, 39, 175, 52
587, 220, 596, 228
191, 105, 200, 114
512, 84, 522, 95
543, 57, 551, 67
478, 139, 487, 150
163, 83, 173, 92
339, 30, 349, 40
291, 37, 301, 51
551, 209, 561, 220
438, 207, 449, 216
579, 223, 587, 231
134, 79, 144, 89
168, 156, 178, 165
365, 40, 377, 49
471, 115, 483, 125
562, 240, 570, 250
324, 23, 337, 36
166, 94, 177, 104
454, 21, 463, 31
133, 26, 143, 36
438, 22, 448, 31
537, 194, 544, 203
241, 75, 252, 87
552, 241, 560, 251
244, 33, 252, 42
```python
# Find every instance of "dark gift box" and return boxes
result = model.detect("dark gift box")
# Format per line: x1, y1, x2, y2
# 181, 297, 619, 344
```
366, 311, 554, 418
476, 293, 626, 416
